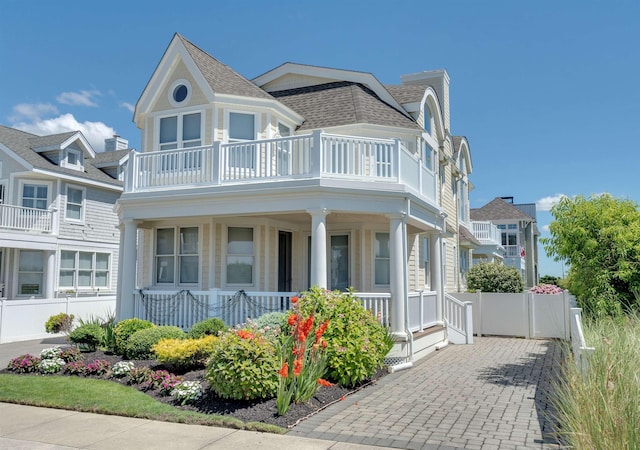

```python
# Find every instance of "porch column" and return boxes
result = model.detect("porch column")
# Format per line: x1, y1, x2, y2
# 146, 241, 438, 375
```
388, 213, 407, 339
430, 233, 443, 323
45, 250, 56, 299
117, 219, 138, 321
308, 208, 328, 289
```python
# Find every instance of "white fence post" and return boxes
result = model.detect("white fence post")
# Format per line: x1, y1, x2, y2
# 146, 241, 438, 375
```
477, 291, 483, 337
311, 130, 322, 178
464, 301, 473, 344
0, 298, 5, 343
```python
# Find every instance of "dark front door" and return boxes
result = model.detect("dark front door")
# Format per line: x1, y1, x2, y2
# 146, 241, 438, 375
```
278, 231, 292, 292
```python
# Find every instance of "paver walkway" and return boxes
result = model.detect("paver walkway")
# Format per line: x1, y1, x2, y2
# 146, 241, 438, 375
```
289, 337, 563, 450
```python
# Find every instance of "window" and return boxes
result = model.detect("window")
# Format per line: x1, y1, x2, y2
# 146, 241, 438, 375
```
424, 104, 434, 135
168, 79, 192, 106
229, 113, 255, 141
276, 122, 292, 176
374, 233, 390, 285
159, 112, 201, 150
66, 149, 82, 169
173, 84, 188, 103
18, 250, 44, 295
330, 234, 349, 291
420, 236, 431, 288
22, 184, 47, 210
227, 227, 254, 285
0, 182, 5, 204
155, 227, 199, 285
59, 251, 110, 290
65, 186, 84, 221
423, 141, 433, 171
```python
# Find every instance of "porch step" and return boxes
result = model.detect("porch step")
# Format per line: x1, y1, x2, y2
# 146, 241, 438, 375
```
384, 325, 447, 368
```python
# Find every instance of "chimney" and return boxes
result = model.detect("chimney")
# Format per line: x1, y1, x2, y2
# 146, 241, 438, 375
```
104, 135, 128, 151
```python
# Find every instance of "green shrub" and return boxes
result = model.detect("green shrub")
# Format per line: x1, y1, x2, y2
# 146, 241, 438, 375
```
69, 324, 104, 351
113, 318, 155, 354
153, 335, 217, 370
466, 262, 524, 293
45, 313, 74, 334
124, 326, 185, 360
298, 287, 393, 387
255, 311, 287, 331
206, 326, 279, 400
187, 317, 227, 339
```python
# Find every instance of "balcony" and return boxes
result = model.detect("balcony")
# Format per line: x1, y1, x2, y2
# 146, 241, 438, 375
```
125, 132, 437, 203
0, 203, 53, 233
471, 221, 502, 245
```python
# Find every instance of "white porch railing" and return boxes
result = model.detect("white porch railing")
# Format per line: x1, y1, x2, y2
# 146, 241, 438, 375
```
126, 132, 437, 203
133, 289, 393, 330
444, 293, 473, 344
0, 203, 53, 233
569, 306, 595, 373
471, 221, 501, 245
407, 290, 437, 332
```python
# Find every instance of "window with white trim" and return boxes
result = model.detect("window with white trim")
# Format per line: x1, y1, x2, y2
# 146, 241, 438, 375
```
229, 112, 256, 142
59, 251, 110, 289
22, 184, 48, 210
420, 236, 431, 289
374, 232, 390, 285
18, 250, 44, 295
66, 148, 83, 170
159, 112, 201, 150
65, 186, 84, 221
0, 182, 5, 204
155, 227, 199, 285
227, 227, 254, 285
424, 104, 433, 135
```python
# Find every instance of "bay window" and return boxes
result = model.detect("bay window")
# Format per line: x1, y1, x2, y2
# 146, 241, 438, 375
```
159, 112, 201, 150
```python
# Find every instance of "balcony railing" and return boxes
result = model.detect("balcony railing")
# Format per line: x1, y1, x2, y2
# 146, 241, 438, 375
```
471, 221, 502, 245
0, 203, 53, 233
126, 132, 437, 203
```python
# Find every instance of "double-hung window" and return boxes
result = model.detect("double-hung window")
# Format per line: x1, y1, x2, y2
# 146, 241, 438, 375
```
59, 251, 110, 290
159, 112, 201, 150
22, 184, 47, 210
226, 227, 254, 285
228, 112, 256, 169
374, 232, 390, 285
420, 236, 431, 289
66, 186, 84, 221
155, 227, 199, 285
18, 250, 44, 295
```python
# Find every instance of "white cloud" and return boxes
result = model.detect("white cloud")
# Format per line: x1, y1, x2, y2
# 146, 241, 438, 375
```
541, 224, 550, 232
56, 90, 101, 107
10, 103, 59, 122
120, 102, 135, 113
13, 113, 115, 151
536, 194, 567, 212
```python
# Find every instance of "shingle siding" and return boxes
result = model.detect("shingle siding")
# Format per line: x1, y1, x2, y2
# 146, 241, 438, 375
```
58, 184, 120, 243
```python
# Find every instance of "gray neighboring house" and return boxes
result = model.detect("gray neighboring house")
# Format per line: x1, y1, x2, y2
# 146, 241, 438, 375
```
470, 197, 539, 287
0, 125, 130, 300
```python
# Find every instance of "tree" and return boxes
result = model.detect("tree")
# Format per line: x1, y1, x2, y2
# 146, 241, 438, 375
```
542, 194, 640, 316
467, 262, 524, 293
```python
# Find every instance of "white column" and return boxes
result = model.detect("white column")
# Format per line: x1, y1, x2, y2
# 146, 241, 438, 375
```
45, 250, 56, 299
430, 233, 443, 322
308, 208, 328, 289
388, 213, 407, 339
117, 219, 138, 321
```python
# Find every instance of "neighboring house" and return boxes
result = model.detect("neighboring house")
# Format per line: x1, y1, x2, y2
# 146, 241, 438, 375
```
116, 33, 475, 361
470, 197, 539, 287
0, 126, 128, 300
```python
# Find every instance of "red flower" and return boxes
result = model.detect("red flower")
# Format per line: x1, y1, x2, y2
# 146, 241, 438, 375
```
291, 296, 299, 304
278, 362, 289, 378
237, 330, 255, 340
317, 378, 333, 387
315, 320, 329, 343
287, 314, 297, 326
321, 340, 328, 349
293, 357, 303, 376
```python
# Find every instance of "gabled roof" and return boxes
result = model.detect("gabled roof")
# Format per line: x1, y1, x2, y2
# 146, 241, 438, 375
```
271, 81, 421, 131
470, 197, 534, 222
0, 125, 123, 189
176, 34, 274, 100
459, 224, 481, 247
29, 131, 78, 151
385, 84, 431, 105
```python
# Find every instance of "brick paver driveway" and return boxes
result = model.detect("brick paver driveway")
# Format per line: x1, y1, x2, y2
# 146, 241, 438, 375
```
289, 337, 563, 450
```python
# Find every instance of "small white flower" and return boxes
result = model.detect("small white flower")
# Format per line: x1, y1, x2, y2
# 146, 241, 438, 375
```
40, 346, 62, 359
112, 361, 135, 377
39, 357, 66, 374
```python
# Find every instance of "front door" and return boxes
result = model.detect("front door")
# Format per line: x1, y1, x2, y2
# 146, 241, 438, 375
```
330, 234, 349, 291
278, 231, 292, 292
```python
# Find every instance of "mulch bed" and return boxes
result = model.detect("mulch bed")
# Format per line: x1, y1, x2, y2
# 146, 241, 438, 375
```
2, 349, 387, 429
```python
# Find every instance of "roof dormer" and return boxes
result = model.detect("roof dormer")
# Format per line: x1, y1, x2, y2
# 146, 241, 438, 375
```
29, 131, 95, 172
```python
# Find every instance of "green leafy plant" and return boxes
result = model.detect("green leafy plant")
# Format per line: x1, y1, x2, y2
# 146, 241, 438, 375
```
84, 359, 110, 376
206, 325, 279, 401
63, 361, 87, 375
187, 317, 227, 339
466, 262, 524, 293
153, 335, 217, 370
69, 324, 104, 351
113, 318, 155, 354
59, 347, 82, 362
171, 381, 203, 405
38, 358, 66, 374
6, 354, 41, 373
255, 312, 287, 331
45, 313, 74, 335
124, 326, 185, 360
298, 287, 393, 387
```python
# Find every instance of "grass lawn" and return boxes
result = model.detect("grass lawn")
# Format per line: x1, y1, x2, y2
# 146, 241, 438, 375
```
0, 374, 284, 434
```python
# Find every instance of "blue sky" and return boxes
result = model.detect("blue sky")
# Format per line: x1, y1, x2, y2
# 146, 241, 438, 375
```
1, 1, 638, 277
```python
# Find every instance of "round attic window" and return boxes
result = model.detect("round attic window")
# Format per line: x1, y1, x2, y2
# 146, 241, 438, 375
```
173, 84, 188, 103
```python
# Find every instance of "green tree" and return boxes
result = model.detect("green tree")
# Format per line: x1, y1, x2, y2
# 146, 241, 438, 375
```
542, 194, 640, 316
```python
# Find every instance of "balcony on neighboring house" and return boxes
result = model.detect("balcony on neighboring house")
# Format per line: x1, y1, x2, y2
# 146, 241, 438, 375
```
124, 132, 437, 204
0, 203, 54, 233
471, 221, 501, 246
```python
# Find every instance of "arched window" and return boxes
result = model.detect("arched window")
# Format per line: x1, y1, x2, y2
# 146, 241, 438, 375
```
423, 104, 432, 135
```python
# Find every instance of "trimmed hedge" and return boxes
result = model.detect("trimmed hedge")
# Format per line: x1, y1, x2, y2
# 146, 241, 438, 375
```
124, 326, 185, 360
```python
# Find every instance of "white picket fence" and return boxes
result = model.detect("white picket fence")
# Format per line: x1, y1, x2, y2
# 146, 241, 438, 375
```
0, 295, 116, 343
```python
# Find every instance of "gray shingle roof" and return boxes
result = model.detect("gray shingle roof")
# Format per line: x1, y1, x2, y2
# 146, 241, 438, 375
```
0, 125, 123, 188
385, 84, 430, 104
459, 224, 481, 246
271, 82, 421, 131
470, 197, 533, 221
177, 34, 274, 100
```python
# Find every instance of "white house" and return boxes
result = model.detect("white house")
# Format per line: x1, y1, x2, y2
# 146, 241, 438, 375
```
0, 126, 128, 341
116, 33, 475, 361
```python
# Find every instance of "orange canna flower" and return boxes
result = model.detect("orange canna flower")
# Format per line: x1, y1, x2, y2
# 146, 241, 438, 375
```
291, 296, 299, 304
321, 339, 328, 349
317, 378, 333, 387
278, 362, 289, 378
315, 320, 329, 343
237, 330, 255, 340
287, 314, 297, 326
293, 357, 303, 376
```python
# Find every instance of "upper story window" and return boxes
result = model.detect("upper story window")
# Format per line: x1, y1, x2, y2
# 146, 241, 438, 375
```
424, 104, 433, 135
168, 79, 192, 107
22, 184, 48, 210
66, 186, 84, 221
229, 112, 256, 142
498, 224, 518, 246
159, 112, 201, 150
65, 148, 83, 170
